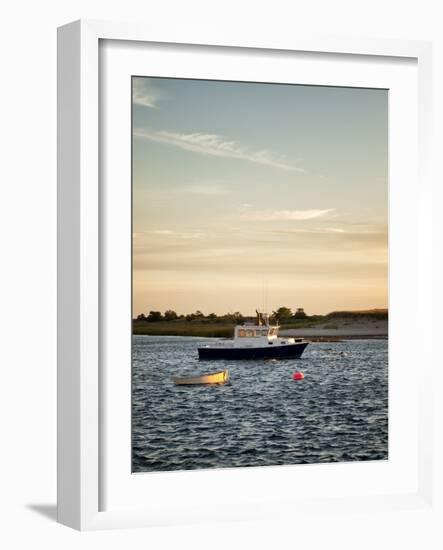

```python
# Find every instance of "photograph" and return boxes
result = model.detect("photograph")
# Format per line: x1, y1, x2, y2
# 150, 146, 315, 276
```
131, 76, 388, 473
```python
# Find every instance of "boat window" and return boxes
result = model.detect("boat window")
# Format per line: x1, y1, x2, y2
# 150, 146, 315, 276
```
238, 329, 246, 337
268, 341, 273, 345
245, 330, 255, 337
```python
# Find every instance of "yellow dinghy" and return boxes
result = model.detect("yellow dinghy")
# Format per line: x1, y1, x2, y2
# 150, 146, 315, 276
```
172, 369, 229, 386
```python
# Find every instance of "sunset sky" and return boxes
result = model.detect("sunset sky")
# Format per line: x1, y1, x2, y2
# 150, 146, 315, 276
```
132, 77, 388, 316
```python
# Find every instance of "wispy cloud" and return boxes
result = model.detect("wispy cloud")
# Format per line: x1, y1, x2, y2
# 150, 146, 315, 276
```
327, 227, 346, 233
241, 209, 334, 221
134, 128, 304, 172
133, 79, 160, 108
270, 224, 387, 249
182, 183, 230, 196
148, 229, 205, 239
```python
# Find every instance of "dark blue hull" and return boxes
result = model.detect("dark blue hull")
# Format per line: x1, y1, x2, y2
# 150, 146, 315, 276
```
198, 342, 308, 360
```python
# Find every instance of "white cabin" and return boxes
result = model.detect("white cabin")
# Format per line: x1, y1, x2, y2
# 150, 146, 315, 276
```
233, 313, 297, 348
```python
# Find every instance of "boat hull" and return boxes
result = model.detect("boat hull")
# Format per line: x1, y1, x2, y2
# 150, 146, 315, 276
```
172, 369, 229, 385
198, 342, 308, 360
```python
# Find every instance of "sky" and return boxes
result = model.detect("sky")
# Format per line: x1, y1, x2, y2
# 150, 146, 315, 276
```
132, 77, 388, 316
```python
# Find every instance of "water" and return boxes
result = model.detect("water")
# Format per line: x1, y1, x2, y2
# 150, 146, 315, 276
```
132, 336, 388, 472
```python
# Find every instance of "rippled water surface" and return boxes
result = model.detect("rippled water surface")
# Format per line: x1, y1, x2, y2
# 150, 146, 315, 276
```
132, 336, 388, 472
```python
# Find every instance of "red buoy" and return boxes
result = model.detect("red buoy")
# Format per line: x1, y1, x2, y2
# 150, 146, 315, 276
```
293, 372, 304, 380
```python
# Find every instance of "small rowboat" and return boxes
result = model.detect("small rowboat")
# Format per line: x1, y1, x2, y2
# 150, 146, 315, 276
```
172, 369, 229, 386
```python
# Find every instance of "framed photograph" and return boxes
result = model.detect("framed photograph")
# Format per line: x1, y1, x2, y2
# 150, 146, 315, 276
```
57, 20, 433, 530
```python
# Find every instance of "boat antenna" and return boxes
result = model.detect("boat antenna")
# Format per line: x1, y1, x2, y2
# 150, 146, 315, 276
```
261, 280, 268, 314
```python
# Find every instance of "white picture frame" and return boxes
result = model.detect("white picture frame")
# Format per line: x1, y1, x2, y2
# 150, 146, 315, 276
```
57, 19, 434, 531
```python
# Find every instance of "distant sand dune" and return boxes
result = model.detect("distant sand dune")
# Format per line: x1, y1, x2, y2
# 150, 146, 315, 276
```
281, 318, 388, 340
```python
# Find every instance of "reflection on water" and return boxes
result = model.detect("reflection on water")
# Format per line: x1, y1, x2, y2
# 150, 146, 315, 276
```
132, 336, 388, 472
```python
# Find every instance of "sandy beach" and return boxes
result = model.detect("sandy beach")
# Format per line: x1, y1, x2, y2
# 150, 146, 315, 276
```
280, 318, 388, 341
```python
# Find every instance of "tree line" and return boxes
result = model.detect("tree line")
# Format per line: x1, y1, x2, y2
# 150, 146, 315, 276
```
135, 307, 308, 324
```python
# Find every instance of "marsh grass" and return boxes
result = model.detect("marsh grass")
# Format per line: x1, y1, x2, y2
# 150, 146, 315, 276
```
132, 320, 234, 338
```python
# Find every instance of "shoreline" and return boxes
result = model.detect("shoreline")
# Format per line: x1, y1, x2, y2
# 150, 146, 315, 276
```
280, 328, 388, 342
132, 315, 388, 341
294, 335, 387, 342
133, 332, 388, 342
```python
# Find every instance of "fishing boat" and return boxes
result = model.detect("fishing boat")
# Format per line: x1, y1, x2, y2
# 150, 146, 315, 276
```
198, 311, 308, 360
172, 369, 229, 385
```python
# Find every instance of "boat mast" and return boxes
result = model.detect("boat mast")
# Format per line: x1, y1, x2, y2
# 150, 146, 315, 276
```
255, 309, 271, 327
